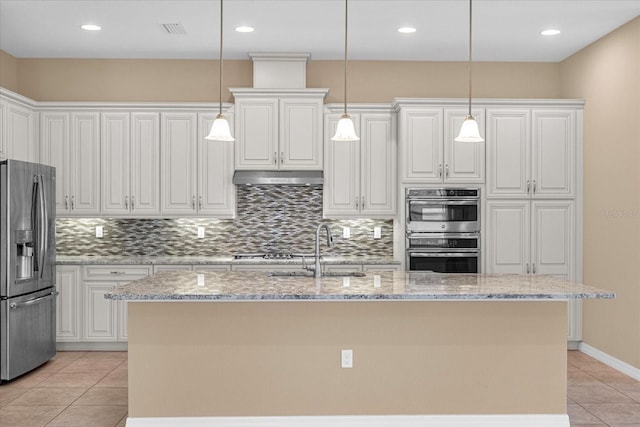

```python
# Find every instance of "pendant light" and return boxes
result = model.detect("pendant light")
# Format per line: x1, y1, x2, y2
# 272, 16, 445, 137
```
455, 0, 484, 143
205, 0, 235, 141
331, 0, 359, 141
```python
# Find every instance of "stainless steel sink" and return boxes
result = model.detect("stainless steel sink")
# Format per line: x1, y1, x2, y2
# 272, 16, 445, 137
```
267, 270, 365, 278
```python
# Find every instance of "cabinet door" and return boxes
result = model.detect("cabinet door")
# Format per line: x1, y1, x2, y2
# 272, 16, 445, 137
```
361, 114, 395, 216
0, 101, 5, 160
235, 99, 278, 169
485, 201, 530, 274
486, 109, 531, 198
399, 108, 442, 182
56, 266, 81, 342
70, 112, 101, 214
40, 112, 71, 213
531, 201, 574, 276
101, 113, 131, 214
5, 101, 37, 162
131, 112, 161, 215
444, 108, 485, 183
323, 114, 360, 217
161, 113, 198, 214
532, 110, 575, 198
84, 282, 117, 342
279, 98, 323, 170
198, 113, 236, 217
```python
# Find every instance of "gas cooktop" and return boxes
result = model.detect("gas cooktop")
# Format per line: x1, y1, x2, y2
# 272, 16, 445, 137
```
233, 253, 314, 260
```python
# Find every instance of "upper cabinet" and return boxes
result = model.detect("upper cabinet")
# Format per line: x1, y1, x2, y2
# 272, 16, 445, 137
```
0, 96, 38, 163
101, 112, 160, 216
160, 111, 235, 217
324, 111, 396, 218
40, 111, 101, 216
231, 89, 327, 170
397, 104, 485, 183
486, 108, 576, 199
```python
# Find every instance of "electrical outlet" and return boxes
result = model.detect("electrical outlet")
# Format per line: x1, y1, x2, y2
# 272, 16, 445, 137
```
197, 274, 205, 286
373, 274, 381, 288
341, 349, 353, 368
343, 227, 350, 238
95, 226, 103, 238
197, 227, 205, 239
373, 226, 381, 239
342, 277, 351, 287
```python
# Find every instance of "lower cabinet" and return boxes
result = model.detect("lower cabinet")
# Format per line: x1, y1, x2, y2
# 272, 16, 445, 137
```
82, 265, 152, 343
56, 266, 82, 342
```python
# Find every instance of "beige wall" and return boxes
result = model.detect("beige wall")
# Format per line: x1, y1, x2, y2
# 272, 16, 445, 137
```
8, 56, 561, 102
0, 50, 18, 92
560, 17, 640, 368
129, 300, 567, 418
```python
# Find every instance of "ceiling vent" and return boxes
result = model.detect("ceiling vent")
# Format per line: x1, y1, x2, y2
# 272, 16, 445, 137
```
161, 23, 187, 35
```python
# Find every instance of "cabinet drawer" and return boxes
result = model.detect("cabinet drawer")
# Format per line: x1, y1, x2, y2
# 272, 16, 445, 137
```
83, 265, 152, 281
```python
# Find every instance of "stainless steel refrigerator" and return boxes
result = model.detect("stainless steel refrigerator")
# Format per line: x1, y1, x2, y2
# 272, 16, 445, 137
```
0, 160, 56, 383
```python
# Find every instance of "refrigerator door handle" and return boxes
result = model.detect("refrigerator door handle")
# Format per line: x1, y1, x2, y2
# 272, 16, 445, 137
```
9, 291, 58, 309
39, 175, 48, 279
31, 175, 47, 278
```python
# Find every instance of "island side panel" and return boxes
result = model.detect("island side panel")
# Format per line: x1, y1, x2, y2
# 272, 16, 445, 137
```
128, 300, 567, 417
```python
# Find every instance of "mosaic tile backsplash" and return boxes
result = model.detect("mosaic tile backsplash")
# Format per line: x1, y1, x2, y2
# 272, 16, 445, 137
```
56, 186, 394, 257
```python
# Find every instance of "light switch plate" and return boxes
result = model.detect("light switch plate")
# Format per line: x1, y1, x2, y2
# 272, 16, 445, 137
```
343, 227, 350, 239
341, 349, 353, 368
373, 226, 381, 239
197, 227, 205, 239
95, 226, 103, 238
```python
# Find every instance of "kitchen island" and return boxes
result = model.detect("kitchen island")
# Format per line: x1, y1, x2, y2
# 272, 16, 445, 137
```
106, 271, 614, 427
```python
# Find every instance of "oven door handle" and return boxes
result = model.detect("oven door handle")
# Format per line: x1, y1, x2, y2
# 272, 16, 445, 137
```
408, 200, 479, 206
409, 252, 479, 258
406, 233, 480, 239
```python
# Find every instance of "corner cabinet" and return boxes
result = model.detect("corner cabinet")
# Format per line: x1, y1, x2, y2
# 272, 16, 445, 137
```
160, 111, 236, 217
101, 112, 161, 216
0, 94, 38, 163
396, 102, 485, 183
323, 110, 396, 218
40, 111, 101, 216
231, 89, 328, 170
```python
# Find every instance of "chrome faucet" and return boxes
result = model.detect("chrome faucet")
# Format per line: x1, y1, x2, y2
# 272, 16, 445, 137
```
313, 223, 334, 278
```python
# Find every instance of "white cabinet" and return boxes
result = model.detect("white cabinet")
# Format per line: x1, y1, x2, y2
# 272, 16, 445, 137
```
40, 111, 101, 216
487, 109, 575, 198
398, 106, 484, 183
83, 265, 151, 342
0, 98, 38, 162
232, 90, 326, 170
102, 112, 160, 215
161, 112, 235, 217
56, 266, 82, 342
324, 113, 396, 218
485, 200, 574, 276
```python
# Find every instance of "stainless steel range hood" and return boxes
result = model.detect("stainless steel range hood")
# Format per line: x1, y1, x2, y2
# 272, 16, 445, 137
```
232, 170, 323, 186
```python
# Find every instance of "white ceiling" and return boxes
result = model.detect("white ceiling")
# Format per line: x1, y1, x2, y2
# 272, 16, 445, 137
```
1, 0, 638, 62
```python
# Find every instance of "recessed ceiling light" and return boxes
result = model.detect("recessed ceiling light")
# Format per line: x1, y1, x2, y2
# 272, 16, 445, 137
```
81, 24, 101, 31
398, 27, 417, 34
235, 26, 255, 33
541, 29, 561, 36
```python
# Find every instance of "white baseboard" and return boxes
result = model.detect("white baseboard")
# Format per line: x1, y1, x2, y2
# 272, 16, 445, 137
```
579, 342, 640, 381
126, 414, 569, 427
56, 342, 128, 351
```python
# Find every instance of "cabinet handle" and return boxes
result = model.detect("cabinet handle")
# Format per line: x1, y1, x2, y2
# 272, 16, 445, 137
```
280, 151, 284, 164
445, 164, 449, 178
110, 271, 126, 275
274, 152, 277, 165
71, 196, 75, 210
533, 180, 537, 194
526, 180, 531, 194
532, 263, 536, 274
65, 195, 69, 210
125, 196, 128, 209
439, 164, 443, 178
199, 195, 203, 210
361, 196, 365, 210
131, 196, 135, 210
355, 196, 359, 208
526, 263, 530, 274
192, 196, 196, 210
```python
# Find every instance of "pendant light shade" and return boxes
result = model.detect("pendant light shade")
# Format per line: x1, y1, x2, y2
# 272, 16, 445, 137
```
331, 0, 359, 142
455, 0, 484, 143
206, 0, 234, 142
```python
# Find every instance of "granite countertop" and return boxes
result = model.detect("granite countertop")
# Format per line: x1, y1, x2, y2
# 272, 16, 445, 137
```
104, 270, 615, 302
55, 255, 399, 266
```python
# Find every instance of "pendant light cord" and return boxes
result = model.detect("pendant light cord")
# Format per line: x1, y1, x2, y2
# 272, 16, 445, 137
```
343, 0, 348, 116
219, 0, 224, 116
467, 0, 473, 117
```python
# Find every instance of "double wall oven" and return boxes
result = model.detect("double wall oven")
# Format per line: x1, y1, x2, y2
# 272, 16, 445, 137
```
406, 188, 480, 273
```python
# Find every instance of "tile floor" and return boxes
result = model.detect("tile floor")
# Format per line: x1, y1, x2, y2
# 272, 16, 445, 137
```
0, 350, 639, 426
